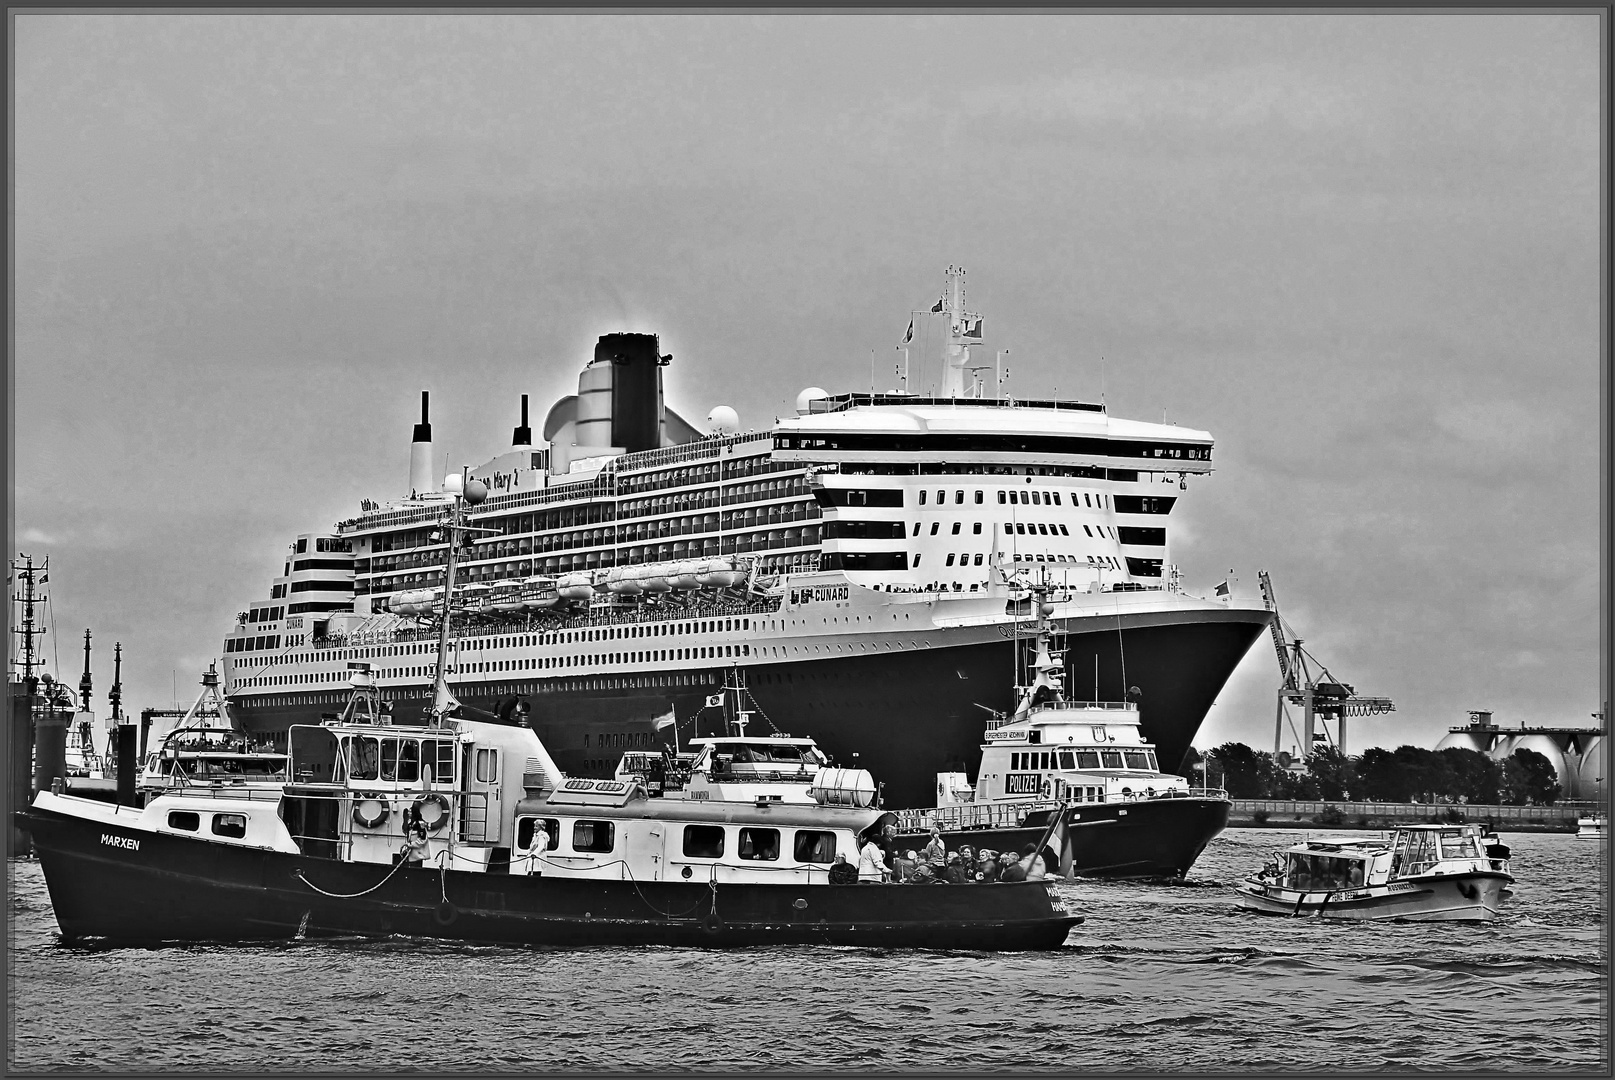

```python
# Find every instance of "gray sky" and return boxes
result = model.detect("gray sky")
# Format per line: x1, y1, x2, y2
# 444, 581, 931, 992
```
11, 11, 1604, 753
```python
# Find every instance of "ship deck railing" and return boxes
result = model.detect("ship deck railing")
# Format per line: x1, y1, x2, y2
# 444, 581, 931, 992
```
312, 596, 786, 650
896, 786, 1230, 832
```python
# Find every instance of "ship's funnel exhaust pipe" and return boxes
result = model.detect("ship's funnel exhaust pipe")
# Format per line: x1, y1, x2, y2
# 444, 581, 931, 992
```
512, 394, 532, 447
409, 390, 436, 496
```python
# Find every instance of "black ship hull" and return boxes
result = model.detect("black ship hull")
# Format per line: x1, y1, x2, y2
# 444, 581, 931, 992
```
233, 610, 1267, 809
17, 806, 1077, 951
896, 797, 1231, 880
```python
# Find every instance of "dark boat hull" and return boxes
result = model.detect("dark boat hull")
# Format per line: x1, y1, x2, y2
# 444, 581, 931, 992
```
895, 797, 1231, 880
17, 807, 1078, 950
233, 611, 1268, 809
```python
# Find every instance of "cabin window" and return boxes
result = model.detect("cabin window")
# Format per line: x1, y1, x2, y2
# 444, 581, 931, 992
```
683, 824, 726, 859
1123, 751, 1152, 770
380, 738, 400, 781
572, 820, 614, 853
918, 490, 927, 505
1058, 751, 1076, 769
738, 827, 780, 861
794, 830, 837, 864
516, 816, 560, 851
397, 740, 420, 783
346, 737, 380, 781
1437, 830, 1480, 861
212, 813, 248, 839
475, 748, 498, 783
167, 811, 200, 831
1100, 750, 1125, 769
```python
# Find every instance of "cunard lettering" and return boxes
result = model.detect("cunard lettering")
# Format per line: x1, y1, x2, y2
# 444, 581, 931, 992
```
101, 833, 139, 851
790, 584, 849, 605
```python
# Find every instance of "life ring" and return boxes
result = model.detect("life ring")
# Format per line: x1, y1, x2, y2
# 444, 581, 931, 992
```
434, 901, 458, 926
1144, 786, 1156, 799
352, 794, 389, 829
1040, 779, 1052, 798
702, 911, 722, 935
412, 793, 452, 833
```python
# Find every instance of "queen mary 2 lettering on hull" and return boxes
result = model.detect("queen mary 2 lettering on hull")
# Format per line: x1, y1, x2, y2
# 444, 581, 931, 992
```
218, 269, 1271, 809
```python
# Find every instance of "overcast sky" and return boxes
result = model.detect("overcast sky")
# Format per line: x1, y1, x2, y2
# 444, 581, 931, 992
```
11, 11, 1604, 754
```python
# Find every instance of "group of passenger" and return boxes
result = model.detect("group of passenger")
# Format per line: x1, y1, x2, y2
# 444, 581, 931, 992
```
835, 826, 1048, 884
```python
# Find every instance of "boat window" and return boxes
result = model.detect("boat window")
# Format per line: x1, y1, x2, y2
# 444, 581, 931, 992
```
1100, 750, 1125, 769
1399, 830, 1437, 874
348, 737, 379, 781
167, 811, 200, 831
572, 820, 615, 853
1123, 751, 1152, 770
683, 824, 726, 859
1437, 830, 1480, 861
738, 827, 780, 861
475, 748, 498, 783
212, 813, 248, 839
380, 738, 399, 781
794, 830, 837, 864
1058, 751, 1076, 769
396, 740, 420, 783
1288, 853, 1361, 891
1075, 751, 1101, 769
516, 816, 560, 851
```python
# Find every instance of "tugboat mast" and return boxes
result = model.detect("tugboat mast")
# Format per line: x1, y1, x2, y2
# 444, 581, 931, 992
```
10, 555, 47, 691
109, 642, 123, 722
78, 629, 92, 713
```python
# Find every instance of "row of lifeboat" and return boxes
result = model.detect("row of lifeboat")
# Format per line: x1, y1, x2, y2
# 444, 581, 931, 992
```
386, 557, 750, 616
602, 557, 747, 595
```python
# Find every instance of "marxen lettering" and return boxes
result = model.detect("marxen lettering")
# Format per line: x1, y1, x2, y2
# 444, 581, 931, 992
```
101, 833, 140, 851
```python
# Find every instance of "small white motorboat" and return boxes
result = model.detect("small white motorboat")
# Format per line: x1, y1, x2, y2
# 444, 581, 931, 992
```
1576, 812, 1607, 841
1235, 823, 1513, 922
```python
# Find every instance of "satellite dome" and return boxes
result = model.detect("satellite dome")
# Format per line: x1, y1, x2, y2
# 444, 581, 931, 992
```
442, 473, 464, 495
708, 405, 739, 434
796, 387, 829, 415
463, 479, 489, 505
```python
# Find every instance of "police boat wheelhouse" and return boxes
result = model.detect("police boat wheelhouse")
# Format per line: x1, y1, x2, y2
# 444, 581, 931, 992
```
1234, 824, 1514, 922
17, 475, 1078, 950
891, 582, 1231, 879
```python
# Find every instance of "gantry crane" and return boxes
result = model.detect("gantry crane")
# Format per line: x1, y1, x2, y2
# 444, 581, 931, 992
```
1259, 571, 1395, 762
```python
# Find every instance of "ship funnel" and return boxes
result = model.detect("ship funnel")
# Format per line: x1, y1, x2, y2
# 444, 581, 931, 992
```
409, 391, 437, 497
512, 394, 532, 447
575, 333, 665, 455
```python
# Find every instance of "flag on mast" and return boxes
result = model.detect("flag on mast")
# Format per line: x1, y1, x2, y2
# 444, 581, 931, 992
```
902, 317, 914, 344
1214, 580, 1230, 598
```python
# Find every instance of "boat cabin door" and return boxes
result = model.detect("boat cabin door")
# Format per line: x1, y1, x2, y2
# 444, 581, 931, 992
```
463, 744, 501, 844
625, 822, 666, 882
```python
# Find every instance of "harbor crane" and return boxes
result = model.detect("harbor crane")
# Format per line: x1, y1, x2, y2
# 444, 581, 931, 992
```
1259, 571, 1395, 762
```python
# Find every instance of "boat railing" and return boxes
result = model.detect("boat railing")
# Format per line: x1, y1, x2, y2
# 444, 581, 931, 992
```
897, 785, 1228, 832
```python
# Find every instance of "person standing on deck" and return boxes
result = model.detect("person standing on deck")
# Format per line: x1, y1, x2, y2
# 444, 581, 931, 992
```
859, 833, 892, 882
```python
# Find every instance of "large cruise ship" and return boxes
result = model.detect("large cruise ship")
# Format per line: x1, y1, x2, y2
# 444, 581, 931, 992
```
219, 268, 1271, 808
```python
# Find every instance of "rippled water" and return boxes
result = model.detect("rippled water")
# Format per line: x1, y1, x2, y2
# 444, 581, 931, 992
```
8, 828, 1607, 1072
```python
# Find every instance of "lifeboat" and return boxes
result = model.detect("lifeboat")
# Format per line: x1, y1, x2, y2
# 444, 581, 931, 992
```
520, 576, 559, 610
388, 589, 436, 616
457, 582, 493, 613
696, 556, 747, 589
638, 563, 673, 594
488, 584, 525, 613
669, 560, 703, 590
606, 566, 644, 595
557, 572, 595, 601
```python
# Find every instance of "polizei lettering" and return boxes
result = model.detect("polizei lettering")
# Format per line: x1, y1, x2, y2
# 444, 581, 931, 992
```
101, 833, 140, 851
789, 584, 849, 605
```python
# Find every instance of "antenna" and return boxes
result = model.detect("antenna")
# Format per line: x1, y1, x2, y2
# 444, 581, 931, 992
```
78, 629, 92, 712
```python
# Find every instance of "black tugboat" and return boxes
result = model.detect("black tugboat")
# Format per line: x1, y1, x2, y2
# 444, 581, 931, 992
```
891, 583, 1231, 879
16, 476, 1078, 950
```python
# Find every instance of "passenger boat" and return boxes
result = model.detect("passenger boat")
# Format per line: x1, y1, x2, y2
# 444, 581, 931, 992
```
1233, 824, 1514, 922
613, 668, 874, 810
1575, 812, 1607, 841
16, 478, 1079, 950
890, 583, 1230, 878
212, 267, 1272, 808
137, 666, 287, 798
